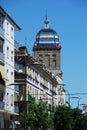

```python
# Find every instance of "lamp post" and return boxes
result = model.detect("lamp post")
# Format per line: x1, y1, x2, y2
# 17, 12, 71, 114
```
65, 90, 70, 107
77, 97, 81, 108
24, 55, 27, 130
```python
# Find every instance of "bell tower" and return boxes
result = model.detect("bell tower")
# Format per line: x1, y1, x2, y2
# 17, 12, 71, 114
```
33, 17, 62, 76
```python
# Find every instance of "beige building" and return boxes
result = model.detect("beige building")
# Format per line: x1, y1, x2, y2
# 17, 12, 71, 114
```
15, 46, 59, 113
33, 16, 65, 105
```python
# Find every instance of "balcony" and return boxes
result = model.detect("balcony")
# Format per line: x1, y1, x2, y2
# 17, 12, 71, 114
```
14, 63, 19, 71
0, 26, 4, 37
0, 51, 4, 61
14, 63, 23, 72
14, 105, 19, 113
0, 101, 4, 109
14, 85, 19, 92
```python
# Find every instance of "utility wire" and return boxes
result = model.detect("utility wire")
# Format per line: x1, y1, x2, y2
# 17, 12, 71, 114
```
65, 93, 87, 95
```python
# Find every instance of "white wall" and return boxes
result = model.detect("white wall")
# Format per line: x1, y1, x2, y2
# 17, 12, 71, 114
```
3, 19, 15, 112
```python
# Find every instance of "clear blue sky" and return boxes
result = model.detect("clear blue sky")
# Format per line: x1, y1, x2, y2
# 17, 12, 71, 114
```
1, 0, 87, 108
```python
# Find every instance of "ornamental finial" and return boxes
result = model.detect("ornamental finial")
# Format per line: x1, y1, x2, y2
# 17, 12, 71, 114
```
44, 10, 49, 27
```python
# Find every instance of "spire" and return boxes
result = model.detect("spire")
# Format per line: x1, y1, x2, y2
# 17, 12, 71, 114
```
44, 10, 49, 28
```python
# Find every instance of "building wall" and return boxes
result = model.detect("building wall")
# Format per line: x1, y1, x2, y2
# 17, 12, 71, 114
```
0, 6, 20, 129
26, 64, 57, 108
3, 18, 15, 112
34, 49, 61, 71
15, 46, 58, 112
33, 47, 65, 106
56, 75, 66, 105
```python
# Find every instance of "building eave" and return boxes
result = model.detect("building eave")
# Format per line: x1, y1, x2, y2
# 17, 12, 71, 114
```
0, 6, 21, 31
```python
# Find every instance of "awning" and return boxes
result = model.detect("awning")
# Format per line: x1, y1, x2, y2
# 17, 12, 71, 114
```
14, 121, 20, 125
0, 110, 19, 116
0, 65, 9, 81
7, 111, 19, 116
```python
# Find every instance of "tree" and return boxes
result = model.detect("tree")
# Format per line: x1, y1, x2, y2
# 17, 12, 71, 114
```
19, 100, 53, 130
54, 105, 87, 130
71, 108, 87, 130
54, 105, 73, 130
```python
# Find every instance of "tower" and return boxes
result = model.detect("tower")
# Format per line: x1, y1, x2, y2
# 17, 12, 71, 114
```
33, 16, 62, 76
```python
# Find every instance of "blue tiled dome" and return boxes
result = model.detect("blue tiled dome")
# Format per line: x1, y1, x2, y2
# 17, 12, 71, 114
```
33, 17, 61, 50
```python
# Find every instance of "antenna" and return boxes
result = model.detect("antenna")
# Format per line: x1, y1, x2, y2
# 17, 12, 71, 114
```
25, 37, 27, 46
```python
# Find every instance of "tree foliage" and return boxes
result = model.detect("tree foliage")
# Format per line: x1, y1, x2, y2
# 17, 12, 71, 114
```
54, 105, 87, 130
19, 100, 53, 130
54, 105, 73, 130
71, 108, 87, 130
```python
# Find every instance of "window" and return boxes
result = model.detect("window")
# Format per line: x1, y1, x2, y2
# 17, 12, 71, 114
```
45, 54, 50, 67
39, 54, 43, 58
7, 69, 9, 73
0, 91, 3, 101
0, 43, 3, 53
0, 119, 1, 129
39, 60, 43, 63
35, 89, 38, 100
52, 59, 56, 68
33, 88, 34, 97
11, 94, 13, 106
7, 47, 9, 58
52, 54, 56, 67
0, 117, 3, 129
6, 93, 9, 106
11, 71, 13, 76
11, 50, 13, 62
6, 22, 9, 35
0, 38, 4, 53
11, 72, 13, 83
11, 27, 13, 39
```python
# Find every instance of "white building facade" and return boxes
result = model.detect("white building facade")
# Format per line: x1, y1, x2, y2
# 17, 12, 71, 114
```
0, 6, 21, 129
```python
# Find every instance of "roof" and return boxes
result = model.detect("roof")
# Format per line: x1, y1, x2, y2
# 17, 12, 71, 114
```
0, 6, 21, 31
33, 17, 61, 49
15, 46, 58, 85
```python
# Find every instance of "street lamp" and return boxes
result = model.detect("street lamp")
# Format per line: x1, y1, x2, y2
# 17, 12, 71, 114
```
65, 90, 70, 107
